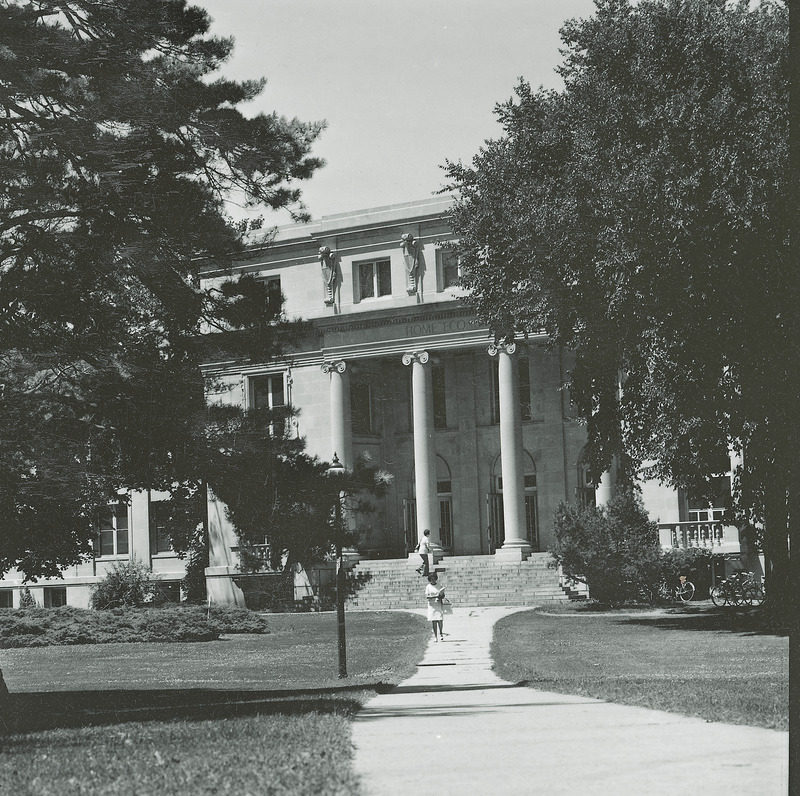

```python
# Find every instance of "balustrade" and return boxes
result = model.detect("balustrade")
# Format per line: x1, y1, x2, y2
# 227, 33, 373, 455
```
658, 521, 725, 549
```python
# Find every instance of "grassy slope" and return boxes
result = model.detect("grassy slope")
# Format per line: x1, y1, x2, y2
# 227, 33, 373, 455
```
491, 606, 788, 731
0, 611, 429, 796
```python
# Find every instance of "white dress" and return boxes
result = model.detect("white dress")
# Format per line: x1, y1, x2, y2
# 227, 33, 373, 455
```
426, 583, 444, 621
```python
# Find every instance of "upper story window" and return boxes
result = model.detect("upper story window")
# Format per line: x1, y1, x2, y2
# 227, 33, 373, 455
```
687, 475, 732, 523
433, 364, 447, 429
257, 275, 282, 315
355, 258, 392, 302
249, 373, 286, 411
436, 249, 460, 291
95, 504, 129, 557
351, 379, 375, 435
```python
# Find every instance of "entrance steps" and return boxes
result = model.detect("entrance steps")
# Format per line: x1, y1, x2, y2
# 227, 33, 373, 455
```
346, 553, 571, 611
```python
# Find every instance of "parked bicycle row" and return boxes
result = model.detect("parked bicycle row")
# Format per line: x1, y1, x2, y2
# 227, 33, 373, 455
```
619, 571, 765, 608
710, 571, 765, 607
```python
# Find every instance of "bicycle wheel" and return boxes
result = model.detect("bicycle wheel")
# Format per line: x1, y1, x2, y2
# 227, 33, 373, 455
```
739, 587, 754, 606
729, 585, 745, 606
657, 582, 672, 601
747, 585, 766, 607
677, 580, 695, 603
710, 585, 728, 607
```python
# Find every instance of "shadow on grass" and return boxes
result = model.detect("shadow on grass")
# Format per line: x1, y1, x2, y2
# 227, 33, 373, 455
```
617, 606, 788, 637
4, 683, 396, 735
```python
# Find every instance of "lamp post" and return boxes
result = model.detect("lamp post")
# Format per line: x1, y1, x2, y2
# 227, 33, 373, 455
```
326, 453, 347, 678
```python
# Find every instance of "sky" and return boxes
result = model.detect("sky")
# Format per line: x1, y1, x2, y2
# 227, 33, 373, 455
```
198, 0, 598, 224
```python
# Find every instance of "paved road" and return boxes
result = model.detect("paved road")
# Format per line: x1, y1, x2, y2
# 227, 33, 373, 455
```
351, 607, 788, 796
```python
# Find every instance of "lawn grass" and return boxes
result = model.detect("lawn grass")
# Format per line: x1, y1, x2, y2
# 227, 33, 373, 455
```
0, 610, 429, 796
492, 604, 788, 731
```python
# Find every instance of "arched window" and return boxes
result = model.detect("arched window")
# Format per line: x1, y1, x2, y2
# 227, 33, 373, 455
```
437, 455, 453, 551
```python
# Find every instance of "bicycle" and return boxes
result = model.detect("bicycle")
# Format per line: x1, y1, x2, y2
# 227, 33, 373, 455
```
711, 571, 763, 607
657, 575, 695, 603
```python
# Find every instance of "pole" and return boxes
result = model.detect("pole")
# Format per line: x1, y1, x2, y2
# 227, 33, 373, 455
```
335, 497, 347, 678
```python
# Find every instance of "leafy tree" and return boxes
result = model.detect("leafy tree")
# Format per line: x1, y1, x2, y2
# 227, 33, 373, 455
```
445, 0, 797, 610
0, 1, 327, 579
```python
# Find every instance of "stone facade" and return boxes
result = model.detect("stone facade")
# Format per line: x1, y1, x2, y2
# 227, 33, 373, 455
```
0, 197, 742, 608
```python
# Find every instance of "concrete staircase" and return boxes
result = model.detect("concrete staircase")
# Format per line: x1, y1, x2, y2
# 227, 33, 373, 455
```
345, 553, 572, 611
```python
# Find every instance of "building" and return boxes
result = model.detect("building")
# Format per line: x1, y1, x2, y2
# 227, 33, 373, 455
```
0, 198, 744, 609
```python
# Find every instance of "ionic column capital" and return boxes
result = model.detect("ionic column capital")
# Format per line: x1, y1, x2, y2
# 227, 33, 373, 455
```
401, 350, 429, 366
322, 360, 347, 374
488, 341, 516, 357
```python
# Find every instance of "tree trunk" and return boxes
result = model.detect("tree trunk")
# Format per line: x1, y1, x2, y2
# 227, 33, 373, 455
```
762, 478, 790, 614
0, 668, 10, 734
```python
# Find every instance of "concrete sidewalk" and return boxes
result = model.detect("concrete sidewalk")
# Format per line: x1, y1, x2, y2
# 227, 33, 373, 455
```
351, 607, 788, 796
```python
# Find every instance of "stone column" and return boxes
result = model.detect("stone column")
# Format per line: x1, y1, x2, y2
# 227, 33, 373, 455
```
595, 467, 615, 507
129, 490, 152, 567
489, 342, 531, 560
402, 350, 440, 551
322, 360, 359, 561
321, 360, 352, 468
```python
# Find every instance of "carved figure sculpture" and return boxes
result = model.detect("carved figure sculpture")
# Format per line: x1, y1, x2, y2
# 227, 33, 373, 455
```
319, 246, 336, 305
401, 233, 419, 295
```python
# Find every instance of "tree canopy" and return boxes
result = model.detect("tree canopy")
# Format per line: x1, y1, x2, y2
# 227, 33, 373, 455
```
444, 0, 797, 601
0, 0, 331, 578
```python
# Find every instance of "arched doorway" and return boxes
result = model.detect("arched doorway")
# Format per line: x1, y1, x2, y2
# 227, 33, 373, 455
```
403, 455, 455, 553
488, 451, 539, 551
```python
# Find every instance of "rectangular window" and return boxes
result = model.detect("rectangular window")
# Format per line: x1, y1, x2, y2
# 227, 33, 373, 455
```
688, 475, 731, 522
44, 587, 67, 608
0, 590, 12, 608
519, 356, 532, 421
490, 356, 532, 424
351, 381, 374, 435
154, 581, 181, 604
250, 373, 286, 410
404, 497, 418, 553
525, 494, 539, 549
95, 504, 129, 557
258, 275, 282, 315
356, 259, 392, 301
433, 364, 447, 429
150, 501, 172, 555
439, 498, 453, 550
436, 249, 460, 291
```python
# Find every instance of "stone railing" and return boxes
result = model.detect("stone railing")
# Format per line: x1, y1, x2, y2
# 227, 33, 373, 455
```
658, 521, 726, 549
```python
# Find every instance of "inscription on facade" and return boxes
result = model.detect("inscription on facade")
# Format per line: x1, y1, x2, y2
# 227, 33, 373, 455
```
404, 318, 469, 337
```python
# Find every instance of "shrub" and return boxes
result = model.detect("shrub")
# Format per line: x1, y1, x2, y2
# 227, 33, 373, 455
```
205, 605, 270, 634
91, 560, 155, 609
18, 586, 37, 609
0, 605, 269, 648
551, 487, 662, 604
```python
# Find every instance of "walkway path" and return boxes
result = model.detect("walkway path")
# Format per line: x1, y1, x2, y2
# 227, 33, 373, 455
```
351, 607, 788, 796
